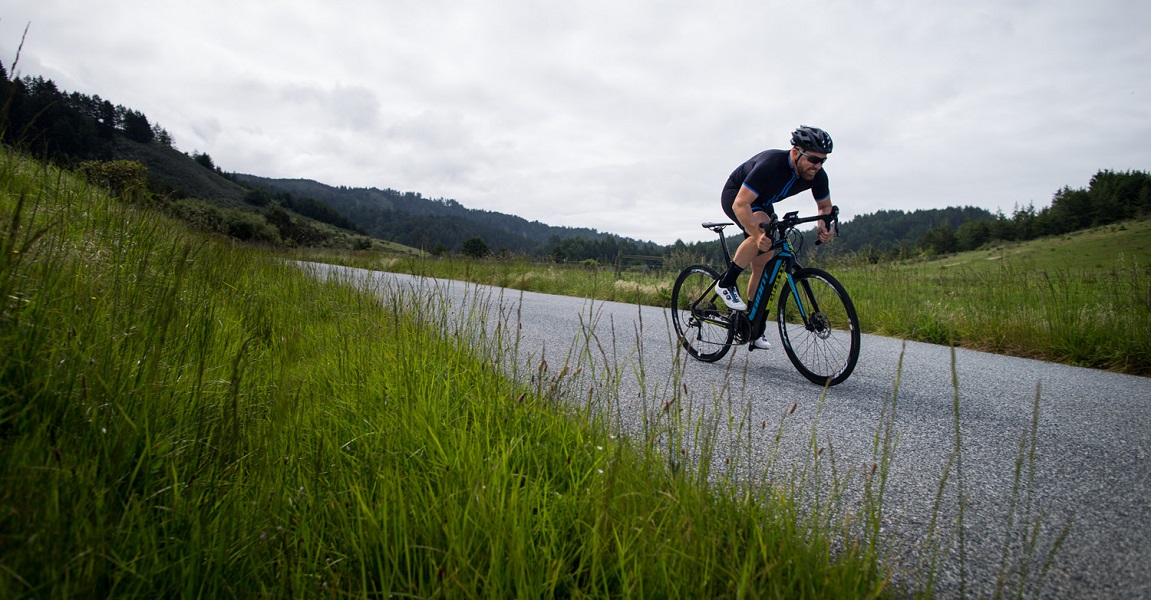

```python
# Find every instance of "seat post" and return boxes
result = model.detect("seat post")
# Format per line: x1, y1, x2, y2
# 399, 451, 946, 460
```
703, 222, 735, 267
717, 228, 733, 265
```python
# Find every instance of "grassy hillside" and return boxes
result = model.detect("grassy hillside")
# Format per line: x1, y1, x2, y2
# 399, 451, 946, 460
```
922, 219, 1151, 272
107, 137, 249, 206
837, 221, 1151, 373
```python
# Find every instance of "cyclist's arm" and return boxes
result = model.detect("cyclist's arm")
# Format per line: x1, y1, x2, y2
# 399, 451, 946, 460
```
815, 197, 834, 242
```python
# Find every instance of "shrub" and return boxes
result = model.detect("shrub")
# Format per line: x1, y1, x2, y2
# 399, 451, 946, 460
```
461, 236, 491, 258
223, 209, 281, 244
165, 199, 225, 232
77, 159, 150, 203
244, 188, 272, 207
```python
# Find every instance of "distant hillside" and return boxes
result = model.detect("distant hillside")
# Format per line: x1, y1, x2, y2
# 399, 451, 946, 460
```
234, 174, 658, 257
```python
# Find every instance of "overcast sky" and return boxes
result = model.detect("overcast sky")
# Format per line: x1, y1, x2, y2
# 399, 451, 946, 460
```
2, 1, 1149, 244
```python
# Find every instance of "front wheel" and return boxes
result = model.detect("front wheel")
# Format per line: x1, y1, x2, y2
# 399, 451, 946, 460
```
777, 267, 860, 386
671, 265, 735, 362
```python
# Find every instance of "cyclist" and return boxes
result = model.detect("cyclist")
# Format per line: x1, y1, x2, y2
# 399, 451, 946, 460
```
713, 125, 836, 349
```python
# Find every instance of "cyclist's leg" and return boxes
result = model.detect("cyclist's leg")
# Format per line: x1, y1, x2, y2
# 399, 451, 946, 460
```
717, 236, 751, 286
742, 210, 775, 298
719, 190, 767, 283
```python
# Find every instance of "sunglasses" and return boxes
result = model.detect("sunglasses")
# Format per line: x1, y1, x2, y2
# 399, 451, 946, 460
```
798, 148, 828, 165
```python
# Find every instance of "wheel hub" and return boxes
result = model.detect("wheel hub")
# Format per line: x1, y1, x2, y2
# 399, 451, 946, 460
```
809, 312, 832, 339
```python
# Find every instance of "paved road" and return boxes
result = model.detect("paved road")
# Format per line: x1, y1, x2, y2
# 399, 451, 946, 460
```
306, 263, 1151, 599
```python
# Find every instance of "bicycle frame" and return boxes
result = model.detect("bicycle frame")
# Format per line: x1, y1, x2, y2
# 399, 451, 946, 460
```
711, 208, 837, 346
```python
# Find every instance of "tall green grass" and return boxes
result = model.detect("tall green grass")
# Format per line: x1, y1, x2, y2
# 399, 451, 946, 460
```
1, 150, 897, 596
833, 257, 1151, 374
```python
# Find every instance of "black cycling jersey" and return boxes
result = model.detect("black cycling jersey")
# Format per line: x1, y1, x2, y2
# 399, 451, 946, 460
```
720, 149, 830, 231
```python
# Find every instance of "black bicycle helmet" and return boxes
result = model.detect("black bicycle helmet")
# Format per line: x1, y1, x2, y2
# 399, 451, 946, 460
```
790, 125, 833, 154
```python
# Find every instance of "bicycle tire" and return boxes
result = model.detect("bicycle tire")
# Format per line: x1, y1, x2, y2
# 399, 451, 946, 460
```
671, 265, 735, 362
776, 267, 860, 386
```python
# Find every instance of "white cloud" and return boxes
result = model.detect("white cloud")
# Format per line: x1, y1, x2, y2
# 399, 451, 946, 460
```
2, 0, 1149, 244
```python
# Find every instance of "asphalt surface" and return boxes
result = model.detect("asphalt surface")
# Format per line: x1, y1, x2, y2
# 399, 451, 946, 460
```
305, 263, 1151, 599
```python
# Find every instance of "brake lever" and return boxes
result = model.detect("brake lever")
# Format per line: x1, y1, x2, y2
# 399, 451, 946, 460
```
815, 206, 839, 246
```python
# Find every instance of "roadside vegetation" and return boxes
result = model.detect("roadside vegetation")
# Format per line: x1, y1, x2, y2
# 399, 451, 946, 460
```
830, 227, 1151, 374
2, 147, 906, 596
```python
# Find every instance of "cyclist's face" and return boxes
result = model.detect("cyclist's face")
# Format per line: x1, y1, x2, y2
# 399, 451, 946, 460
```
793, 148, 827, 181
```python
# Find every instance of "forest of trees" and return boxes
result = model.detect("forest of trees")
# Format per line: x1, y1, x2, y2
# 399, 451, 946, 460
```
3, 59, 1149, 264
832, 171, 1151, 261
0, 63, 175, 162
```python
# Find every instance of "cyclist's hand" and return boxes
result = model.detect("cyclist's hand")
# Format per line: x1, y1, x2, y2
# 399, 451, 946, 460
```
755, 231, 774, 252
817, 220, 834, 243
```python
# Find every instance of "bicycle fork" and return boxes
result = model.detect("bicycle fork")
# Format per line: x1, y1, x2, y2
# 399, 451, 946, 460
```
786, 273, 814, 318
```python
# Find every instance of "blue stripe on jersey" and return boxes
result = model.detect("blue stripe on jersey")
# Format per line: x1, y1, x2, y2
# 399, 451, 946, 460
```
768, 174, 799, 204
742, 182, 759, 196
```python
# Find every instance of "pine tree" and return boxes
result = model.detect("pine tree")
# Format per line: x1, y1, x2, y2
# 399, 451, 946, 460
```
122, 109, 154, 143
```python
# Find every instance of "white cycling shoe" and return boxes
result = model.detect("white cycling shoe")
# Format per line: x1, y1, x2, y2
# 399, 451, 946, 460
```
752, 335, 772, 350
714, 282, 747, 311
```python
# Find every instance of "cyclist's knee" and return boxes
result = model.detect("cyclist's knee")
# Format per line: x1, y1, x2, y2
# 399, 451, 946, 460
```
752, 250, 773, 267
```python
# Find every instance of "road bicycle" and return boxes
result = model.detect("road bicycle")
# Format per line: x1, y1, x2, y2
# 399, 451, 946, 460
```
670, 206, 860, 386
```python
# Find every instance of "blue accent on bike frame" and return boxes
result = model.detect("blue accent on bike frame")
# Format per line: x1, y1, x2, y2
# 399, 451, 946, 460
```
784, 272, 810, 320
750, 237, 791, 314
749, 258, 782, 317
748, 233, 812, 329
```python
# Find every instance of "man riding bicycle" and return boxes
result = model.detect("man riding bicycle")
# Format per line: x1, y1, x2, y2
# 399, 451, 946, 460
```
713, 125, 837, 350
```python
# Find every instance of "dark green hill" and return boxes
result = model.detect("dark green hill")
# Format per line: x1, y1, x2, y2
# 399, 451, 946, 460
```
107, 137, 248, 207
834, 206, 996, 253
234, 174, 660, 257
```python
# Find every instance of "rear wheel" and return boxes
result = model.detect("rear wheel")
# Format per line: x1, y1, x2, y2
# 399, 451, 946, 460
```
777, 268, 860, 386
671, 265, 735, 362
